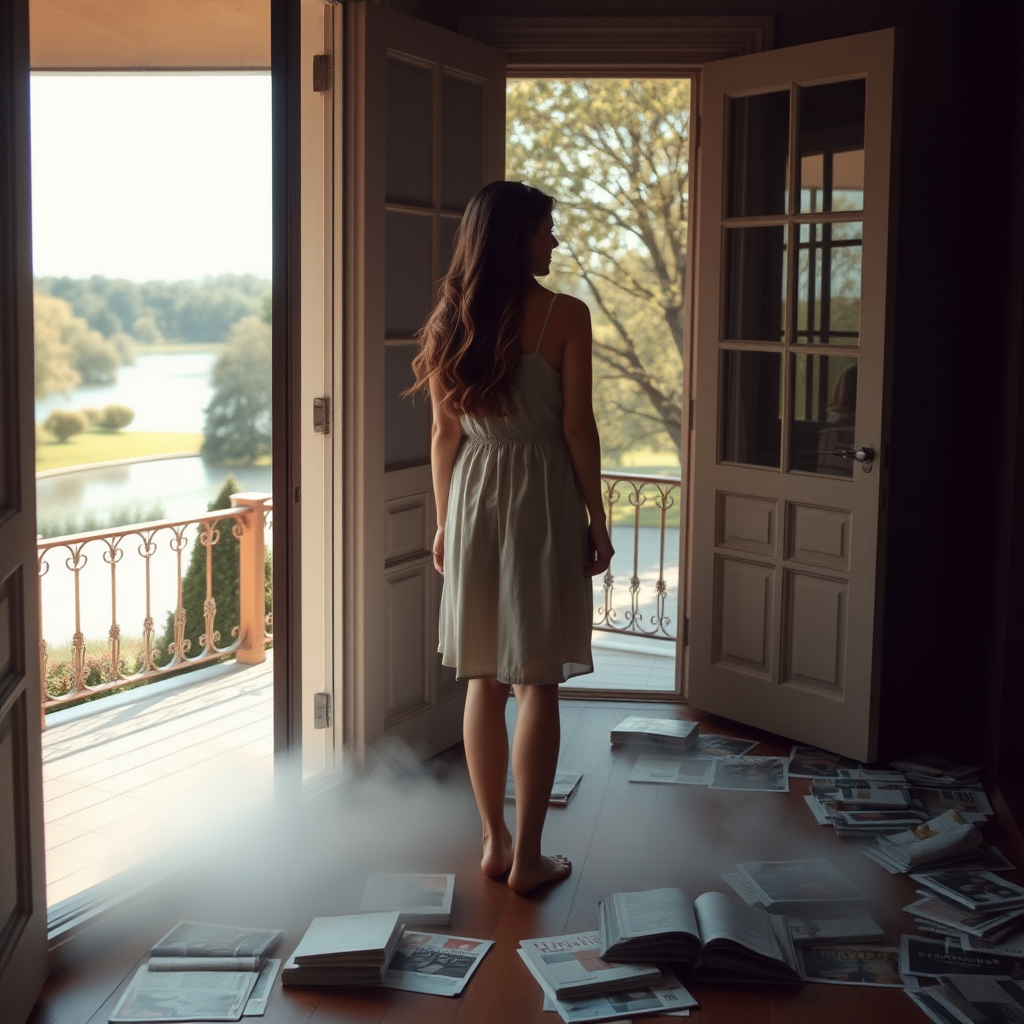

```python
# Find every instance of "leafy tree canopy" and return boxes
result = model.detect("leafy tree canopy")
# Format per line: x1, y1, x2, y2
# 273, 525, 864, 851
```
201, 315, 272, 464
507, 79, 691, 462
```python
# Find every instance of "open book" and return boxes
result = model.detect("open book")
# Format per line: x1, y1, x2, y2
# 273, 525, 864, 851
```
597, 888, 800, 983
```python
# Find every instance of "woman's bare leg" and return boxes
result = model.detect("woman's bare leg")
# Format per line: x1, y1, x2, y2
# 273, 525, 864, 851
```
507, 683, 572, 894
463, 677, 514, 877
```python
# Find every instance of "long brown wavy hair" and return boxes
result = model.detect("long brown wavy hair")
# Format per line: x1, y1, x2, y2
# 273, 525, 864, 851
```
408, 181, 554, 417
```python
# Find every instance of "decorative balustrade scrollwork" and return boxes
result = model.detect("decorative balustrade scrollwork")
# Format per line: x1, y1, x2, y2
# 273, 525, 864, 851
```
37, 493, 273, 722
593, 473, 680, 642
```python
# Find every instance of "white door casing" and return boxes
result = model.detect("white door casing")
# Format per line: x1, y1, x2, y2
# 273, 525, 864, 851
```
340, 4, 505, 758
0, 2, 48, 1019
687, 30, 897, 761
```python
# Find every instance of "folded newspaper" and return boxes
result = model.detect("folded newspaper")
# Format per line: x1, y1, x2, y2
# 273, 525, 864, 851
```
871, 809, 983, 873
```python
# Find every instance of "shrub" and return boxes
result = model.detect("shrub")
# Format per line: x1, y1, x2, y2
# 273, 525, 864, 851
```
79, 407, 101, 426
99, 404, 135, 431
44, 408, 87, 443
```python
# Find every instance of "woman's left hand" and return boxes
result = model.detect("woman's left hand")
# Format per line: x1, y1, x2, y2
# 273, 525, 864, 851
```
433, 526, 446, 575
585, 521, 614, 577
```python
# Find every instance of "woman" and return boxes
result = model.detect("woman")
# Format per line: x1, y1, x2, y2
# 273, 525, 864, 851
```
410, 181, 613, 895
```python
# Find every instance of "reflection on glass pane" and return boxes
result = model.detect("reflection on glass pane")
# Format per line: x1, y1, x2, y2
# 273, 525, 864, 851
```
725, 226, 787, 342
796, 221, 861, 345
442, 74, 484, 210
385, 212, 432, 337
798, 79, 865, 213
439, 216, 460, 277
727, 91, 790, 217
385, 344, 432, 469
720, 350, 782, 468
790, 353, 857, 477
387, 58, 432, 205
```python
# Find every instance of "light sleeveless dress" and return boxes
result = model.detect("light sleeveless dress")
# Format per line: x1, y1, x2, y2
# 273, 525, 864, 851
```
438, 295, 594, 685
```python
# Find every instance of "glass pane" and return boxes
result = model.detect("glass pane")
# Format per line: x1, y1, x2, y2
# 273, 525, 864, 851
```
727, 90, 790, 217
724, 226, 787, 343
719, 350, 782, 468
385, 344, 432, 469
796, 221, 862, 345
790, 353, 857, 477
441, 73, 484, 210
439, 215, 460, 277
798, 79, 865, 213
387, 58, 432, 205
385, 212, 432, 337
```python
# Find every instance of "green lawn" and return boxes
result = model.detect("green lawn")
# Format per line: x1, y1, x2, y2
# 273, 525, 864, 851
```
36, 431, 203, 472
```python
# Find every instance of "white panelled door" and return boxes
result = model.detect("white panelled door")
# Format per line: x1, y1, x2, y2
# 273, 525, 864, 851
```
341, 4, 505, 758
688, 30, 896, 761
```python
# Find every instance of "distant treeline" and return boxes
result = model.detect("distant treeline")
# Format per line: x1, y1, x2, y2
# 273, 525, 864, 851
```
33, 273, 271, 344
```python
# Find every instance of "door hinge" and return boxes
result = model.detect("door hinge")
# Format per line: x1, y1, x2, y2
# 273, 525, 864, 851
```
682, 617, 690, 647
689, 399, 695, 431
313, 396, 331, 435
313, 691, 333, 729
313, 54, 333, 93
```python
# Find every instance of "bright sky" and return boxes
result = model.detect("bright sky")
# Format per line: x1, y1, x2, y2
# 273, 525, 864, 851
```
30, 74, 272, 282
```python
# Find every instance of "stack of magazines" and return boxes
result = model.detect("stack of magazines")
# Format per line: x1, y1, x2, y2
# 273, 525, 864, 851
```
890, 754, 982, 789
903, 869, 1024, 950
281, 912, 404, 987
807, 778, 923, 837
609, 715, 699, 750
863, 810, 984, 873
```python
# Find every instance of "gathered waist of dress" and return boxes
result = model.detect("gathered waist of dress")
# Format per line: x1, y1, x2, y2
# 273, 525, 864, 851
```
461, 432, 564, 448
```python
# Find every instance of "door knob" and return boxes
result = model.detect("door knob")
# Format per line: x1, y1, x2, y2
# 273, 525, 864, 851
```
830, 444, 874, 473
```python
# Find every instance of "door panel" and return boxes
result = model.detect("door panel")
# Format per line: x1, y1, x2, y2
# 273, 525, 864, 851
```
0, 2, 48, 1019
688, 29, 896, 761
342, 2, 505, 757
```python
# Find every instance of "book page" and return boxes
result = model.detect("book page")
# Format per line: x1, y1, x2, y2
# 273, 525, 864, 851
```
693, 892, 783, 961
611, 889, 699, 940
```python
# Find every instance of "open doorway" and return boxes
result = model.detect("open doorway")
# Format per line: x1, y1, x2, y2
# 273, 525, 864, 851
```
506, 78, 693, 696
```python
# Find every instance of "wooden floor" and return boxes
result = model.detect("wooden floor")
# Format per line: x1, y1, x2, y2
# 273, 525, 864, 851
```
29, 699, 1020, 1024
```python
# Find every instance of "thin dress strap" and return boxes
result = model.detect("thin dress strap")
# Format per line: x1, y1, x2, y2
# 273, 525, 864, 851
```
535, 293, 558, 352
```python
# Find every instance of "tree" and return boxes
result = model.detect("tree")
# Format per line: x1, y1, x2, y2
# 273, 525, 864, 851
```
98, 404, 135, 431
201, 315, 272, 463
507, 80, 692, 461
33, 294, 82, 398
43, 409, 87, 443
70, 329, 121, 384
132, 313, 162, 344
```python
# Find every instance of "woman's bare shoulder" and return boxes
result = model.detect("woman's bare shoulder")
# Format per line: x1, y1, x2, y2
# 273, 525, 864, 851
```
552, 294, 592, 333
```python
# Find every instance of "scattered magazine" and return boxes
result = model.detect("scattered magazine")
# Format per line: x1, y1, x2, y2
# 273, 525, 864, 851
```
241, 961, 280, 1017
150, 921, 282, 960
890, 754, 982, 788
629, 753, 715, 786
610, 716, 699, 750
517, 931, 661, 997
108, 963, 259, 1022
962, 928, 1024, 956
537, 973, 697, 1023
708, 756, 789, 793
898, 934, 1024, 978
507, 769, 583, 805
911, 787, 994, 819
925, 976, 1024, 1023
694, 734, 758, 757
785, 915, 885, 945
281, 911, 403, 987
909, 869, 1024, 912
381, 931, 493, 997
735, 858, 866, 914
810, 781, 912, 808
905, 986, 965, 1024
871, 810, 984, 872
597, 888, 801, 983
359, 873, 454, 925
903, 895, 1024, 940
788, 745, 862, 779
795, 945, 904, 987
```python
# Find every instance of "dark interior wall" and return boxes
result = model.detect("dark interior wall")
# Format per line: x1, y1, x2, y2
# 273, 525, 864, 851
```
393, 1, 1023, 768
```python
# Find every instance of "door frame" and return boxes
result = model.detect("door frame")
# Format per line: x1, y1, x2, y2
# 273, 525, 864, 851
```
459, 16, 773, 701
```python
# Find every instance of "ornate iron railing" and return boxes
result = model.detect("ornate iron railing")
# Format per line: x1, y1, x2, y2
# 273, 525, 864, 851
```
594, 472, 680, 641
37, 492, 272, 720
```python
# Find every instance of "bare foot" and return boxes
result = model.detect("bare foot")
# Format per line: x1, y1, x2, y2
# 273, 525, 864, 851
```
481, 828, 514, 878
508, 854, 572, 895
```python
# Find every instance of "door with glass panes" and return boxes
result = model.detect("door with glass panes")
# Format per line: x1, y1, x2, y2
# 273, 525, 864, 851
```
688, 30, 896, 761
341, 3, 505, 756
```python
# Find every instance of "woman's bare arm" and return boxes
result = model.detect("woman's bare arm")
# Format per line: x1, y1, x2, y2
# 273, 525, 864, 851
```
560, 297, 614, 576
429, 375, 463, 574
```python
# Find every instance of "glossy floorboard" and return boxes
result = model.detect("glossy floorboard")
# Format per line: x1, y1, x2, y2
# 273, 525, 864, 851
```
29, 699, 1016, 1024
